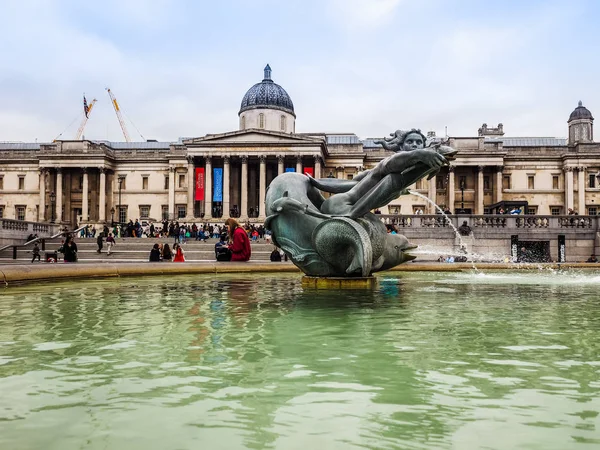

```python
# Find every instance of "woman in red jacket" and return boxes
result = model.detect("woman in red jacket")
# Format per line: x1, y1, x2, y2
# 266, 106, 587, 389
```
225, 218, 251, 262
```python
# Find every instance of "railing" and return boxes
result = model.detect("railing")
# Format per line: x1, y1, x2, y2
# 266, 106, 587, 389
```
0, 218, 57, 235
0, 224, 89, 258
378, 214, 600, 230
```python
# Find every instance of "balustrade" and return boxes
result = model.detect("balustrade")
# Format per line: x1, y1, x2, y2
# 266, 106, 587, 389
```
379, 215, 599, 230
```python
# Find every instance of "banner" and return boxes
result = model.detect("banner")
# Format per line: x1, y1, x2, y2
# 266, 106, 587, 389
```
303, 167, 314, 177
195, 167, 205, 201
213, 168, 223, 202
285, 167, 295, 173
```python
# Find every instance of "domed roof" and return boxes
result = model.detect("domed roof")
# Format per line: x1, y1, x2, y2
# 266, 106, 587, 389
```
569, 101, 594, 122
239, 65, 295, 117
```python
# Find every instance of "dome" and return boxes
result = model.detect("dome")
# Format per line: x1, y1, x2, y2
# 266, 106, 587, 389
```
239, 65, 295, 117
569, 101, 594, 122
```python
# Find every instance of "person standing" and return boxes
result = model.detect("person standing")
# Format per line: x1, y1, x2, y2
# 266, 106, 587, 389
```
96, 233, 103, 254
63, 235, 78, 263
225, 218, 251, 262
31, 242, 41, 263
106, 233, 115, 255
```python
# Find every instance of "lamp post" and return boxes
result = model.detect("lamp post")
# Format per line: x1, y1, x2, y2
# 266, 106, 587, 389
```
110, 207, 115, 226
117, 176, 124, 224
50, 191, 56, 223
459, 179, 466, 214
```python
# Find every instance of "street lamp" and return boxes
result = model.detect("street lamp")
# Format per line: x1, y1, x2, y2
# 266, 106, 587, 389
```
459, 179, 466, 214
50, 191, 56, 223
117, 176, 124, 224
110, 207, 115, 226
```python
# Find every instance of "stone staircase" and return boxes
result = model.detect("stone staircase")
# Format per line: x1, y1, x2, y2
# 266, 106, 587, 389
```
0, 237, 281, 263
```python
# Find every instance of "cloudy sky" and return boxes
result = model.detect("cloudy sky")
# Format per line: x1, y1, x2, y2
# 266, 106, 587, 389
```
1, 0, 598, 142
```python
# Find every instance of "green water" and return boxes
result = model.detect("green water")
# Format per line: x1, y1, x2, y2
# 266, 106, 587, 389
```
1, 271, 600, 450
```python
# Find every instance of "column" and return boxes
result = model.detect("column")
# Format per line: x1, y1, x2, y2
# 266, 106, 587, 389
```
314, 155, 322, 179
187, 157, 194, 218
565, 167, 574, 211
205, 157, 212, 219
296, 155, 302, 173
223, 156, 230, 218
476, 166, 484, 215
56, 168, 63, 223
578, 166, 586, 214
39, 169, 46, 222
447, 166, 455, 213
168, 166, 175, 219
258, 155, 266, 218
277, 155, 284, 175
82, 168, 89, 221
494, 165, 503, 203
427, 177, 437, 214
99, 168, 106, 222
241, 156, 248, 219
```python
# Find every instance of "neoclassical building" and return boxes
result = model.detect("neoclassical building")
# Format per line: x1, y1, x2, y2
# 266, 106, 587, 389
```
1, 65, 599, 226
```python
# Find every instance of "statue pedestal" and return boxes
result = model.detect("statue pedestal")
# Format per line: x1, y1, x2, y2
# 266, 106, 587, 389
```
301, 276, 377, 289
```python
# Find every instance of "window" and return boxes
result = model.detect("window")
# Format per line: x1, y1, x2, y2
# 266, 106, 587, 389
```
0, 205, 4, 218
483, 176, 490, 190
178, 174, 186, 188
459, 176, 467, 189
389, 205, 401, 215
553, 175, 560, 189
526, 206, 537, 215
0, 175, 3, 190
589, 174, 597, 188
139, 205, 150, 219
588, 207, 598, 216
436, 175, 446, 190
483, 208, 490, 215
177, 205, 186, 219
119, 206, 127, 223
241, 115, 246, 130
259, 113, 264, 129
18, 176, 25, 190
164, 175, 169, 190
527, 175, 535, 190
142, 176, 149, 190
502, 175, 511, 190
347, 174, 353, 180
550, 207, 561, 216
162, 205, 169, 220
280, 115, 286, 131
412, 205, 425, 214
118, 176, 126, 190
16, 205, 26, 221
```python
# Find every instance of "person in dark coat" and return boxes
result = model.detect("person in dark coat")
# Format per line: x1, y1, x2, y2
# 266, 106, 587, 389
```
97, 233, 103, 253
162, 243, 173, 261
63, 236, 78, 262
149, 243, 161, 262
270, 247, 282, 262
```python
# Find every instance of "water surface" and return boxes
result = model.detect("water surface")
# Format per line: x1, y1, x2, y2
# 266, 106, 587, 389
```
1, 271, 600, 449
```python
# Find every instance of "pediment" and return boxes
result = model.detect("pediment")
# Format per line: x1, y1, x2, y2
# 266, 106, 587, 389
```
183, 129, 323, 146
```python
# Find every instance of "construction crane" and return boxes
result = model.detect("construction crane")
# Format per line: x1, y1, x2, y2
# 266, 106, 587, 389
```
75, 97, 97, 140
106, 87, 131, 142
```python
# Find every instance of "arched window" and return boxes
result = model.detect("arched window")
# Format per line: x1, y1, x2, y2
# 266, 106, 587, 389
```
259, 113, 264, 129
280, 115, 286, 131
241, 115, 246, 130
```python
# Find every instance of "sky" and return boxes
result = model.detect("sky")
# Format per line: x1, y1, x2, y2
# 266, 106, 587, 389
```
1, 0, 599, 143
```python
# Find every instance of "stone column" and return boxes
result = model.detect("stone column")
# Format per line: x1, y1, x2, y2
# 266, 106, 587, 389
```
82, 168, 89, 222
447, 166, 455, 213
241, 156, 248, 219
296, 155, 302, 173
476, 166, 484, 214
565, 167, 574, 211
277, 155, 284, 175
259, 155, 266, 218
56, 168, 63, 223
187, 157, 195, 219
314, 155, 322, 179
427, 177, 437, 214
205, 157, 212, 220
168, 166, 175, 219
494, 166, 503, 203
578, 166, 586, 214
99, 168, 106, 223
223, 156, 230, 218
39, 168, 46, 222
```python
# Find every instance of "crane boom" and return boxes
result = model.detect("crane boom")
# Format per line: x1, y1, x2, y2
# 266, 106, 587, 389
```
106, 88, 131, 142
75, 98, 97, 140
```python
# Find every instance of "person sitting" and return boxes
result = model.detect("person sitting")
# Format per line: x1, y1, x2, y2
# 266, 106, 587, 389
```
215, 233, 232, 261
162, 243, 173, 261
458, 220, 472, 236
225, 218, 251, 262
586, 254, 598, 263
270, 247, 282, 262
149, 243, 161, 262
173, 243, 185, 262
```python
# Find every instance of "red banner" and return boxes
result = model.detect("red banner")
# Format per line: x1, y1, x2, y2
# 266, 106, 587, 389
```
195, 168, 205, 201
303, 167, 314, 177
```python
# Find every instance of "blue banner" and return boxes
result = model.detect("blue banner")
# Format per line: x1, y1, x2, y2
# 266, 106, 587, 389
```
213, 168, 223, 202
285, 167, 295, 173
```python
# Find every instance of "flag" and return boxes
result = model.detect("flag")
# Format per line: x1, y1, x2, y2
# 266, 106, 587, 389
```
83, 95, 89, 118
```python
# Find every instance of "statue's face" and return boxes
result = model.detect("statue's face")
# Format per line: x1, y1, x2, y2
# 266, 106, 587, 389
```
402, 133, 425, 152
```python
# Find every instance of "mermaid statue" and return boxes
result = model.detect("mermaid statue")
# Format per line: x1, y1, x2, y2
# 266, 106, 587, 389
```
265, 129, 457, 277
